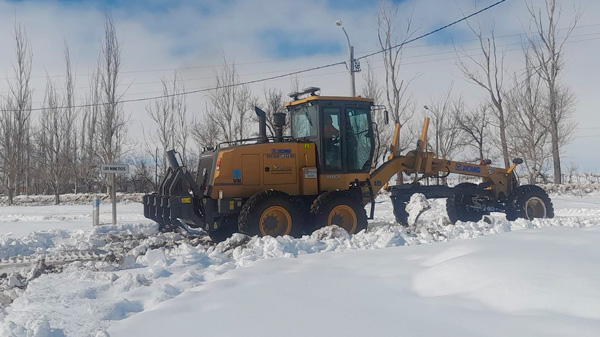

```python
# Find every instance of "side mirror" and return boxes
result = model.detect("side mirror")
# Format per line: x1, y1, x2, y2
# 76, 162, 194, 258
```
384, 110, 389, 125
512, 158, 523, 164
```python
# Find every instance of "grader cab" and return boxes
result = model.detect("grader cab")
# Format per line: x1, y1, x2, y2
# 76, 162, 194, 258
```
143, 87, 553, 241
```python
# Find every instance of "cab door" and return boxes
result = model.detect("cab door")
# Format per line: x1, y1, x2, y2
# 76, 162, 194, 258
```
344, 106, 374, 173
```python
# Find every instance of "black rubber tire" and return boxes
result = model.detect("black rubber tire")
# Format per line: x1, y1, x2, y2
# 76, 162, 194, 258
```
310, 190, 368, 234
446, 182, 489, 223
238, 190, 303, 238
505, 185, 554, 221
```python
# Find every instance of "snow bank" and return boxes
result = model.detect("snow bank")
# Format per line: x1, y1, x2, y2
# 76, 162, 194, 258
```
109, 226, 600, 337
0, 194, 598, 336
0, 193, 144, 206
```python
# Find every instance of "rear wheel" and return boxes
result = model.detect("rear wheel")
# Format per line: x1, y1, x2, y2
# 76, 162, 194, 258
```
446, 182, 489, 223
310, 190, 368, 234
506, 185, 554, 220
238, 190, 303, 238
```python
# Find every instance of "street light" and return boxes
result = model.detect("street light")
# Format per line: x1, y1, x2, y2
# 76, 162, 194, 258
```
335, 20, 357, 97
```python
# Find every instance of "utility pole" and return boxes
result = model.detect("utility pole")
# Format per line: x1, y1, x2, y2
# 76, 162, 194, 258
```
424, 105, 440, 185
336, 20, 359, 97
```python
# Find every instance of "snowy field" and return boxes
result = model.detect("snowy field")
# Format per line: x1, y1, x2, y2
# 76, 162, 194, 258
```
0, 193, 599, 337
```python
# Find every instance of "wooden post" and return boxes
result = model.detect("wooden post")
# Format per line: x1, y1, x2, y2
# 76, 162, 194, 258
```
111, 173, 117, 225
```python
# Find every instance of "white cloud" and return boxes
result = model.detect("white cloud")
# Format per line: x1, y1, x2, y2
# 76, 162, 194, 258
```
0, 0, 597, 170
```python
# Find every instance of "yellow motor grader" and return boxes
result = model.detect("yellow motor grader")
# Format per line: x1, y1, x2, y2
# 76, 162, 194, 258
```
143, 87, 553, 241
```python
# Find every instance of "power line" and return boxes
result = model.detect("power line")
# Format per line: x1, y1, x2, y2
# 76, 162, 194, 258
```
91, 32, 600, 100
3, 1, 597, 85
2, 1, 517, 84
1, 0, 510, 112
356, 0, 509, 61
6, 61, 346, 112
6, 31, 600, 107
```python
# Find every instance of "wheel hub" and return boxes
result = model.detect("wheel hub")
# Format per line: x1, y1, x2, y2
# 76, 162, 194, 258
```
259, 206, 292, 236
525, 196, 547, 219
328, 205, 357, 233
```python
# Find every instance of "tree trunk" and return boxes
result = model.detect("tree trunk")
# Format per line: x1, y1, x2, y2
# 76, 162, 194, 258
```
550, 115, 561, 183
498, 113, 510, 168
8, 185, 14, 206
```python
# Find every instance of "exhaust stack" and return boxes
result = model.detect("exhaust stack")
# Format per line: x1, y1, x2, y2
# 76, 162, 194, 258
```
166, 150, 180, 169
273, 112, 286, 142
255, 107, 268, 143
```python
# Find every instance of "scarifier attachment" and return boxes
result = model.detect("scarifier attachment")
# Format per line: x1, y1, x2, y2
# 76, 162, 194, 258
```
142, 150, 205, 231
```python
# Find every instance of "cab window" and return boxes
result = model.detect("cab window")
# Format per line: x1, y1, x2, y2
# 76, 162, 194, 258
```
322, 107, 341, 171
346, 108, 373, 172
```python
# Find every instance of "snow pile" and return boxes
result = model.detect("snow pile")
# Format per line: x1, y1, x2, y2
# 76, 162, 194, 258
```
109, 226, 600, 337
2, 215, 598, 336
0, 193, 144, 206
540, 183, 600, 196
0, 193, 598, 336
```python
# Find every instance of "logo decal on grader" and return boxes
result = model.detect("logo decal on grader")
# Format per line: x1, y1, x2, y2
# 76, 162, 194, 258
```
455, 163, 481, 173
272, 164, 292, 173
271, 148, 292, 154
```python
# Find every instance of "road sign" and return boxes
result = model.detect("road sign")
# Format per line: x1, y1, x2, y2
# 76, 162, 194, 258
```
100, 164, 129, 174
100, 164, 129, 225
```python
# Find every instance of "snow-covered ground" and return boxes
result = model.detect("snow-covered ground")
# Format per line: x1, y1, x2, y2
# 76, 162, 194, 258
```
0, 193, 599, 337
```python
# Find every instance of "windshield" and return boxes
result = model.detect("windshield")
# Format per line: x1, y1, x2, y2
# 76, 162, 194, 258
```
290, 105, 318, 139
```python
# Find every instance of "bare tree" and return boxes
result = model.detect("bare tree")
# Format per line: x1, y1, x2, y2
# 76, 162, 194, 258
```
424, 87, 466, 162
457, 23, 511, 168
456, 103, 492, 163
63, 43, 78, 192
145, 71, 190, 177
198, 59, 253, 145
526, 0, 580, 183
233, 82, 252, 141
255, 87, 287, 137
507, 55, 551, 183
360, 59, 388, 168
0, 23, 33, 205
191, 107, 220, 150
77, 71, 102, 192
289, 76, 302, 94
129, 156, 155, 193
553, 85, 577, 153
97, 14, 128, 197
38, 74, 77, 204
377, 0, 416, 131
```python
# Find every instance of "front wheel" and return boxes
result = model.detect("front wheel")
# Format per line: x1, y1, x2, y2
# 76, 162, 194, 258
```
238, 190, 303, 238
506, 185, 554, 220
310, 190, 368, 234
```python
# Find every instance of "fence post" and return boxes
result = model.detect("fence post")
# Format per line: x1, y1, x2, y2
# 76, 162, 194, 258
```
93, 198, 100, 226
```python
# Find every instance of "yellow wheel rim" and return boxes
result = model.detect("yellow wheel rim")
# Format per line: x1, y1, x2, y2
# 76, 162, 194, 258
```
328, 205, 357, 233
259, 206, 292, 237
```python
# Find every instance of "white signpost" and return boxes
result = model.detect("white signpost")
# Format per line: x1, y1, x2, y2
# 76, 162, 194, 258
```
101, 164, 130, 225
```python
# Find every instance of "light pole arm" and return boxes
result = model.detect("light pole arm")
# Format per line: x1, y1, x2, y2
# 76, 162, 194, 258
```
341, 26, 351, 50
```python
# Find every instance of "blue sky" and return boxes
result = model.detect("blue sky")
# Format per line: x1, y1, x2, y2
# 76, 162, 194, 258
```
259, 29, 343, 58
1, 0, 599, 169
